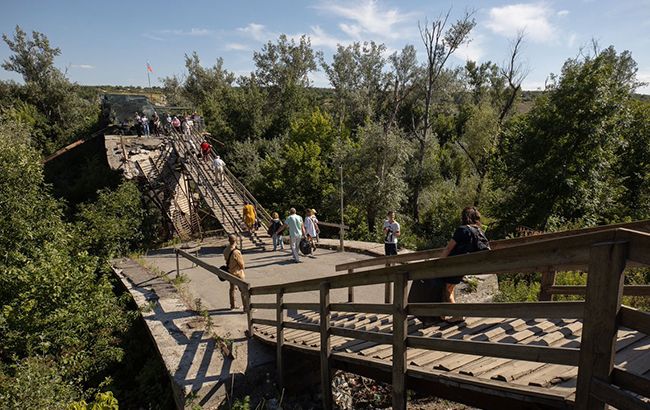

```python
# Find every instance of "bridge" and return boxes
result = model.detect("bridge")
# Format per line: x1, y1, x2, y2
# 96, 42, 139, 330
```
111, 128, 650, 409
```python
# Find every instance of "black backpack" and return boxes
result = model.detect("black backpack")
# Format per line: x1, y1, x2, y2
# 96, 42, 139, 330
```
468, 225, 491, 251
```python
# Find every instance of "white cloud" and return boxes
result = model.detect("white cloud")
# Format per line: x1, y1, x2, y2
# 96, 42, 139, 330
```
70, 64, 94, 69
142, 33, 164, 41
454, 34, 486, 62
237, 23, 271, 42
315, 0, 415, 40
225, 43, 250, 51
161, 28, 213, 36
486, 3, 559, 43
557, 10, 570, 17
308, 25, 347, 49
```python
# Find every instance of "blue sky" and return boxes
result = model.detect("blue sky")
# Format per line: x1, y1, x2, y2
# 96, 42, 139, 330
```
1, 0, 649, 93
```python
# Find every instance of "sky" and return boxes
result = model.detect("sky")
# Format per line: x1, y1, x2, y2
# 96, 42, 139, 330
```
1, 0, 649, 93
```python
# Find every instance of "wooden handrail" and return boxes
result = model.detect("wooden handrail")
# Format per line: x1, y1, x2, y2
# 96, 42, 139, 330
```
249, 226, 650, 410
335, 219, 650, 272
175, 248, 250, 290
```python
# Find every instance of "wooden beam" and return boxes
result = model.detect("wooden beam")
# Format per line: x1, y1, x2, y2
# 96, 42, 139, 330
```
575, 241, 629, 410
251, 318, 277, 327
250, 302, 277, 310
538, 270, 556, 301
284, 302, 320, 311
408, 301, 585, 319
392, 274, 408, 410
335, 220, 650, 272
283, 321, 320, 332
276, 289, 284, 387
619, 305, 650, 335
330, 303, 393, 314
176, 249, 250, 289
612, 367, 650, 400
330, 326, 393, 345
590, 378, 649, 410
320, 282, 332, 410
548, 285, 650, 296
407, 336, 579, 366
347, 269, 354, 302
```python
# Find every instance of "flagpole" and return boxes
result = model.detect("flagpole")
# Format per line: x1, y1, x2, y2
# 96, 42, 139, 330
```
146, 62, 152, 101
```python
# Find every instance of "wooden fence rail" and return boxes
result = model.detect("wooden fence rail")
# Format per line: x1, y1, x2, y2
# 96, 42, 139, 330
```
248, 226, 650, 410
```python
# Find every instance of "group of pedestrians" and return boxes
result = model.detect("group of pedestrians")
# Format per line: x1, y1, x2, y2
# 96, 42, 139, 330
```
132, 111, 204, 137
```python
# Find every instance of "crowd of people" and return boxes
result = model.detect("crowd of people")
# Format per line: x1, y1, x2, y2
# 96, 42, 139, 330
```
130, 111, 204, 137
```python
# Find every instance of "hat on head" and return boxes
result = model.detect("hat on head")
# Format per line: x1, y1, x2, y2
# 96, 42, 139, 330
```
311, 209, 317, 214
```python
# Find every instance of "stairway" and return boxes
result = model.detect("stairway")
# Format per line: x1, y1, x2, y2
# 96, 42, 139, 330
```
169, 131, 270, 250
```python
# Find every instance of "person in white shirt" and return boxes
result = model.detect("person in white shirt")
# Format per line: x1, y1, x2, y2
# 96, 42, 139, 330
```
304, 209, 319, 253
212, 155, 226, 185
383, 210, 400, 256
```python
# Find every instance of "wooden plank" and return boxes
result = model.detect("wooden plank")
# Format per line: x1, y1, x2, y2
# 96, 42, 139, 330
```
252, 318, 277, 327
590, 378, 650, 410
276, 289, 284, 386
176, 249, 250, 289
330, 302, 393, 314
320, 282, 332, 410
252, 229, 621, 296
284, 321, 320, 333
392, 274, 408, 410
538, 270, 557, 301
408, 301, 585, 319
612, 366, 650, 400
250, 302, 277, 310
620, 306, 650, 335
408, 336, 579, 366
347, 269, 354, 302
284, 302, 320, 311
334, 220, 650, 272
330, 326, 393, 344
575, 241, 629, 410
625, 228, 650, 266
548, 285, 650, 296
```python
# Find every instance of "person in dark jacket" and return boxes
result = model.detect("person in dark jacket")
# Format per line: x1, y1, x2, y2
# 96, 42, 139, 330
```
439, 206, 490, 321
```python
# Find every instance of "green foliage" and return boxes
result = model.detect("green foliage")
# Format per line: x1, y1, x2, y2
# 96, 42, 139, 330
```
0, 357, 79, 409
493, 274, 541, 302
494, 46, 642, 231
1, 26, 100, 154
69, 391, 119, 410
73, 181, 147, 259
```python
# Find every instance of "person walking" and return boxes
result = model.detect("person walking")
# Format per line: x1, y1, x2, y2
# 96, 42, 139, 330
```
268, 212, 284, 251
304, 208, 319, 253
279, 208, 305, 262
223, 234, 246, 309
141, 113, 150, 136
212, 155, 226, 185
383, 210, 400, 256
200, 140, 212, 161
439, 206, 491, 322
242, 201, 256, 234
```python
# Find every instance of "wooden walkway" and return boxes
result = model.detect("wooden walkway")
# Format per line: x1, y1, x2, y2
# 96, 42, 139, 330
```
252, 311, 650, 408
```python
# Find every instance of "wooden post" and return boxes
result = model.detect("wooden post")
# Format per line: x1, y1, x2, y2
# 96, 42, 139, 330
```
320, 282, 332, 410
538, 270, 557, 301
175, 249, 180, 278
276, 288, 284, 387
575, 241, 628, 410
384, 263, 392, 304
392, 273, 408, 410
243, 289, 253, 338
347, 269, 354, 303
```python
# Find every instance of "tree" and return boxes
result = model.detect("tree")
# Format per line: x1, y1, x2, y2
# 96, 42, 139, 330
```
322, 41, 387, 131
254, 34, 318, 137
344, 120, 412, 233
1, 26, 98, 154
455, 34, 526, 206
494, 46, 641, 230
409, 11, 476, 221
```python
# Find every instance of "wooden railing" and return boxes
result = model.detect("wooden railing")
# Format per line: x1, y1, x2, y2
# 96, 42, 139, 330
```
335, 219, 650, 303
248, 227, 650, 410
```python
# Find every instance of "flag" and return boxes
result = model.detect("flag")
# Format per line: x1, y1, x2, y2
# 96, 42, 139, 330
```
146, 62, 153, 73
